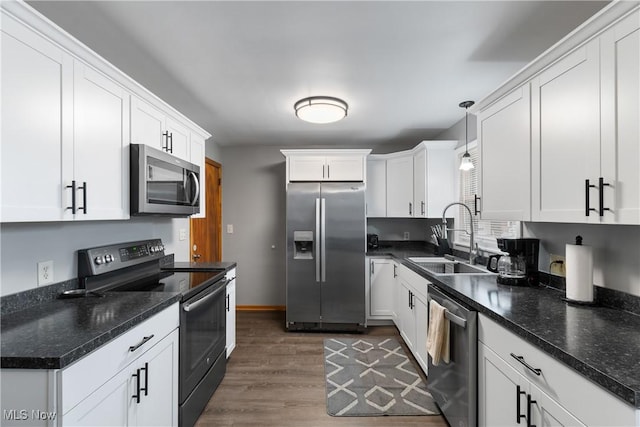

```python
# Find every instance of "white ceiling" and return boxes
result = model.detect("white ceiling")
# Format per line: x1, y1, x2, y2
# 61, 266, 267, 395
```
28, 1, 608, 148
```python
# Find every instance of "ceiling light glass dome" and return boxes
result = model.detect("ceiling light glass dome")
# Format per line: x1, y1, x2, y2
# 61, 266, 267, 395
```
294, 96, 348, 124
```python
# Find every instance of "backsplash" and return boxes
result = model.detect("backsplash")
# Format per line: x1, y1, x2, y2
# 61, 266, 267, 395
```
366, 217, 453, 242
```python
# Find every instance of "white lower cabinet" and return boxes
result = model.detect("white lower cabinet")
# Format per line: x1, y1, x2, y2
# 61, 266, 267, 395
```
366, 257, 395, 320
478, 313, 637, 427
226, 268, 237, 358
393, 263, 429, 375
0, 304, 179, 427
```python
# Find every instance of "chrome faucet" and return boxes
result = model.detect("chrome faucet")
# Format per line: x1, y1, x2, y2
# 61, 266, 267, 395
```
441, 202, 477, 265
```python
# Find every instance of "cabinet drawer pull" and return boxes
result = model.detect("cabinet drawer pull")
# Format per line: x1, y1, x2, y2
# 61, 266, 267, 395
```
516, 385, 526, 424
66, 180, 77, 214
129, 334, 155, 352
510, 353, 541, 376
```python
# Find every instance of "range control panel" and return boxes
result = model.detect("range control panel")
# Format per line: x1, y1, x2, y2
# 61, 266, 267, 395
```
78, 239, 165, 278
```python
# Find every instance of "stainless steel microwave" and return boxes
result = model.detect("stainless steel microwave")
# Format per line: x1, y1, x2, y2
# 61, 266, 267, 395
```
130, 144, 200, 216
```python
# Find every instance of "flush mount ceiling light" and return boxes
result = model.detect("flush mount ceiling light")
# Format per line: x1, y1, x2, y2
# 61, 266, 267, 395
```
459, 100, 475, 171
294, 96, 348, 124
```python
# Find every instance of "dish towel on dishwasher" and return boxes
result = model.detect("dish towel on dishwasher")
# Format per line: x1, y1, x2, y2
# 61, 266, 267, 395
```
426, 299, 450, 365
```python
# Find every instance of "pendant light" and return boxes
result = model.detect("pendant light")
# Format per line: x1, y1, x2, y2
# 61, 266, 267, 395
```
459, 100, 475, 171
294, 96, 348, 124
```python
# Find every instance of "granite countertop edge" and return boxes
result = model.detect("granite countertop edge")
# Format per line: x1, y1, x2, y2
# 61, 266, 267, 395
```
367, 244, 640, 409
1, 293, 181, 370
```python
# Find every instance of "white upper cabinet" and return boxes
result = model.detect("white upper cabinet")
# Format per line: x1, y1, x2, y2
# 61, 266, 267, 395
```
478, 85, 531, 221
531, 39, 601, 223
73, 61, 130, 221
365, 157, 387, 217
131, 96, 192, 163
414, 141, 457, 218
1, 12, 73, 222
386, 154, 414, 217
600, 9, 640, 224
282, 150, 371, 183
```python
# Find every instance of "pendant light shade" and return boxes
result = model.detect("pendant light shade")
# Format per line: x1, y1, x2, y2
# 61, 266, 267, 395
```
294, 96, 348, 124
459, 100, 475, 171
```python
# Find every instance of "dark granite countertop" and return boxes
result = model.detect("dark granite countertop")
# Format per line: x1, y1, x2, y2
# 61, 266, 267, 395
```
1, 291, 181, 370
367, 241, 640, 408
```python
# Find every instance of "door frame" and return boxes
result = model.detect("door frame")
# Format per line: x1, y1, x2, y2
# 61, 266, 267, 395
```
190, 158, 222, 262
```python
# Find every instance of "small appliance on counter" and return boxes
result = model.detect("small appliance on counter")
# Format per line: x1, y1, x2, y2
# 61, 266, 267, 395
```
367, 233, 379, 249
487, 238, 540, 286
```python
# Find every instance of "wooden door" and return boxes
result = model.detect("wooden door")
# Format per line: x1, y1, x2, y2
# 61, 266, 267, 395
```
190, 158, 222, 263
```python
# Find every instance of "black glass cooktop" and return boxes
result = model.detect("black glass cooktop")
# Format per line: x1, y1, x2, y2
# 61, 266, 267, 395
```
113, 270, 226, 299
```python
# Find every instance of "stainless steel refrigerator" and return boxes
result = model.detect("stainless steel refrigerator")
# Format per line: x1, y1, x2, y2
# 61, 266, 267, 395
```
286, 182, 366, 330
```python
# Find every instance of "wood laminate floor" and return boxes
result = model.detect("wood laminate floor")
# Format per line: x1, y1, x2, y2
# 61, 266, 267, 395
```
195, 311, 448, 427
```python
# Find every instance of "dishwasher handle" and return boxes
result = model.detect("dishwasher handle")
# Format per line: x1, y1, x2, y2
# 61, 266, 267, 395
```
428, 295, 467, 329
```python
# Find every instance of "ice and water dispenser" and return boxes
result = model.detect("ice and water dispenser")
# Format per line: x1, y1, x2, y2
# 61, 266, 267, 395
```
293, 231, 314, 259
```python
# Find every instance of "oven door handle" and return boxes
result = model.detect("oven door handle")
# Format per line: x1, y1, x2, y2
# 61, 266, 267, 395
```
183, 279, 228, 312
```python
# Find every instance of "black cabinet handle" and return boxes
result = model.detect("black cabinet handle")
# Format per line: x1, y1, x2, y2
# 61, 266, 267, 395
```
168, 132, 173, 153
409, 202, 412, 215
510, 353, 542, 376
421, 201, 425, 215
370, 261, 374, 275
474, 194, 481, 215
516, 385, 526, 424
599, 177, 611, 217
140, 362, 149, 396
226, 293, 230, 312
78, 182, 87, 214
66, 180, 76, 214
129, 334, 155, 352
393, 264, 397, 278
162, 131, 169, 152
585, 179, 597, 216
527, 393, 537, 427
132, 369, 141, 404
327, 164, 330, 179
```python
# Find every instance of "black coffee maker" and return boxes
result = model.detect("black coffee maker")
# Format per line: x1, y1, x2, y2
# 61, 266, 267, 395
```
488, 238, 540, 286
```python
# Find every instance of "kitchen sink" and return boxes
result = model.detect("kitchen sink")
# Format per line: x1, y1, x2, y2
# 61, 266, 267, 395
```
407, 257, 493, 276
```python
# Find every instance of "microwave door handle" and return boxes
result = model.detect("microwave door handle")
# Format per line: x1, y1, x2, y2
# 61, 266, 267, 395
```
189, 171, 200, 206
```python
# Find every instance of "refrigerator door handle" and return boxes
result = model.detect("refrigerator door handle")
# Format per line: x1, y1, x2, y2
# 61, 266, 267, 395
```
321, 197, 326, 282
316, 198, 321, 282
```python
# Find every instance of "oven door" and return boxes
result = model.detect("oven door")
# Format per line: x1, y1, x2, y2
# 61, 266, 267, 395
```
180, 279, 227, 403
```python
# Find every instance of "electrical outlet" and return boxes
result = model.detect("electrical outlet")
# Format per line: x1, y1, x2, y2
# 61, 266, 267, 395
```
227, 224, 234, 234
549, 254, 566, 277
403, 231, 410, 240
179, 228, 187, 241
38, 261, 54, 286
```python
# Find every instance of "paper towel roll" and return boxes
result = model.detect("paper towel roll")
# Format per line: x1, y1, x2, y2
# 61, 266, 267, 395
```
566, 243, 594, 302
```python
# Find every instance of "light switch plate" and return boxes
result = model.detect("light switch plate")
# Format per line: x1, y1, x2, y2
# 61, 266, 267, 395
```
403, 232, 410, 240
227, 224, 234, 234
179, 229, 187, 241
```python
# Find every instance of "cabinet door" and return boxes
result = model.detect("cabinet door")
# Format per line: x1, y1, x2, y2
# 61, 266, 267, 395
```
166, 117, 190, 162
368, 258, 394, 318
531, 39, 601, 223
600, 10, 640, 224
131, 96, 165, 151
366, 158, 386, 216
325, 156, 364, 181
132, 329, 179, 427
397, 280, 416, 350
190, 133, 206, 218
73, 61, 129, 220
413, 149, 427, 217
63, 364, 131, 426
478, 342, 528, 427
412, 292, 429, 375
479, 85, 531, 221
226, 277, 236, 358
1, 17, 73, 222
531, 385, 586, 427
289, 156, 326, 181
386, 155, 414, 217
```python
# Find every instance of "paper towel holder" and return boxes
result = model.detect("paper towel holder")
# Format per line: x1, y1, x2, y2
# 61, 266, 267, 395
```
562, 235, 598, 306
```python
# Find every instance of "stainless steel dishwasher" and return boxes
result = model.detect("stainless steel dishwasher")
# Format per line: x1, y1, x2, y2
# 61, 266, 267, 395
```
427, 285, 477, 427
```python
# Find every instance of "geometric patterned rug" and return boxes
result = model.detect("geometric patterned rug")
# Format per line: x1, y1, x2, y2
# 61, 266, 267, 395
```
324, 337, 441, 417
